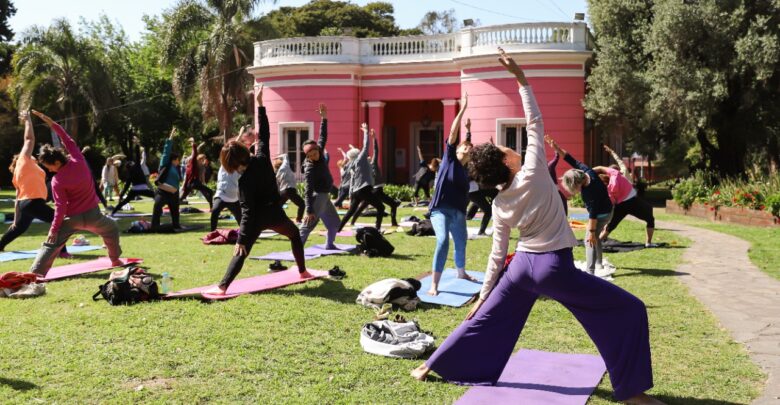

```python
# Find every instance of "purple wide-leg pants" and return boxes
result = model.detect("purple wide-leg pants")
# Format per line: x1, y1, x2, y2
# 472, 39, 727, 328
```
425, 248, 653, 401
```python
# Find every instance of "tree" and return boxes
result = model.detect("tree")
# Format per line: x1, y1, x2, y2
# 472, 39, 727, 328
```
259, 0, 401, 38
584, 0, 780, 177
417, 9, 459, 35
11, 18, 114, 138
0, 0, 16, 75
159, 0, 270, 142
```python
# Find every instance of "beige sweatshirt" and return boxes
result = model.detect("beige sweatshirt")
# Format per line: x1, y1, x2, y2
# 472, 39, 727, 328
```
479, 85, 578, 300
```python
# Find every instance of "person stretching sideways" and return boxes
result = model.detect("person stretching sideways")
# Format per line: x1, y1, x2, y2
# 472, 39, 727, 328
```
333, 150, 351, 209
209, 162, 242, 232
412, 146, 439, 205
0, 111, 69, 258
205, 85, 311, 295
298, 103, 340, 248
411, 48, 662, 405
112, 139, 155, 216
273, 154, 305, 224
350, 130, 401, 227
28, 110, 122, 276
427, 93, 477, 296
337, 124, 386, 231
152, 128, 182, 230
180, 138, 214, 209
546, 135, 614, 276
595, 145, 657, 247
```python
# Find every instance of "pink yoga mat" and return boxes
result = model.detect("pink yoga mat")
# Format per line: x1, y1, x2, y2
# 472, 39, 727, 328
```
165, 267, 327, 300
42, 258, 144, 281
456, 349, 606, 405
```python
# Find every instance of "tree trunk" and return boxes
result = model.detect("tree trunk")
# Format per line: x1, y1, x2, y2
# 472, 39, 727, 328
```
768, 136, 779, 175
221, 91, 231, 144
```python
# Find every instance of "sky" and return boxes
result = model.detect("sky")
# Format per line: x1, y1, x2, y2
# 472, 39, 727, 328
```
10, 0, 589, 42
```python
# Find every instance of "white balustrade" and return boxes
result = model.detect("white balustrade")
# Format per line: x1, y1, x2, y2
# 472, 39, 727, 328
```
253, 22, 590, 67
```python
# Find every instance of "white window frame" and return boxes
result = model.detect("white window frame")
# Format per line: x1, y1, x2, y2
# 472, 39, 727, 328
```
495, 118, 527, 152
278, 121, 314, 181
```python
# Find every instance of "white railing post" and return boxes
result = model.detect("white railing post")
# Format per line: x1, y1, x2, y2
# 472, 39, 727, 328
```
572, 22, 586, 47
460, 27, 473, 57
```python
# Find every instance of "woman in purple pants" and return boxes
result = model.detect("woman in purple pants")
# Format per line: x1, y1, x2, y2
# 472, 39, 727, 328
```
410, 49, 662, 405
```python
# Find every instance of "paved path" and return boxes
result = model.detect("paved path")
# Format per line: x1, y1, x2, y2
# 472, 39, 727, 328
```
657, 220, 780, 404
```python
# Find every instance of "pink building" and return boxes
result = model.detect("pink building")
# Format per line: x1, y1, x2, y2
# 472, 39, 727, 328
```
248, 23, 593, 184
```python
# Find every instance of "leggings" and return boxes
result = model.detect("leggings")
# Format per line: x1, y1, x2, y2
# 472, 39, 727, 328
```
0, 199, 67, 254
338, 186, 385, 231
152, 189, 180, 229
414, 181, 430, 200
180, 180, 214, 209
466, 189, 498, 235
425, 248, 652, 401
112, 188, 155, 216
279, 187, 305, 223
334, 185, 350, 208
219, 204, 305, 289
606, 197, 655, 233
351, 186, 399, 226
210, 197, 242, 231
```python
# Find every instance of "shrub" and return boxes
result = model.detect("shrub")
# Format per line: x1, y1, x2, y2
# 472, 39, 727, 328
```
764, 193, 780, 218
383, 184, 415, 201
731, 188, 765, 211
672, 174, 711, 209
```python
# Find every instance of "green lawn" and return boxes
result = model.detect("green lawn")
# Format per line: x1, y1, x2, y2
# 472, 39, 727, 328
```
0, 191, 764, 404
656, 210, 780, 281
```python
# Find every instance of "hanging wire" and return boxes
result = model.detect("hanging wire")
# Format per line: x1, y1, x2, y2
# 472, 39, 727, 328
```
448, 0, 546, 23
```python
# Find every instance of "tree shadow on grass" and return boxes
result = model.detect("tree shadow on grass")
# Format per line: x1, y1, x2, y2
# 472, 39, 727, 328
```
265, 278, 363, 305
591, 388, 745, 405
617, 267, 689, 278
0, 377, 38, 391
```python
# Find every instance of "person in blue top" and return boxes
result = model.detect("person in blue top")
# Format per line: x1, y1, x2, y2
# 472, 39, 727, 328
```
152, 128, 182, 231
546, 135, 614, 277
427, 94, 478, 296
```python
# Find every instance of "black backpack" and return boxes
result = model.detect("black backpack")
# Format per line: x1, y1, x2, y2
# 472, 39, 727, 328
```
355, 227, 395, 257
93, 267, 160, 305
406, 219, 435, 236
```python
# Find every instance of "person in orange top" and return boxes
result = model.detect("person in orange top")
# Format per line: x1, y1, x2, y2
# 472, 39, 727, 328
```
0, 111, 69, 257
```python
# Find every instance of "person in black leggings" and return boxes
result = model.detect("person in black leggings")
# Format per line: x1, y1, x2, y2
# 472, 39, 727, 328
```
273, 154, 305, 223
180, 138, 214, 209
112, 142, 155, 216
466, 185, 498, 236
351, 134, 400, 227
412, 145, 438, 205
337, 125, 386, 231
205, 84, 311, 295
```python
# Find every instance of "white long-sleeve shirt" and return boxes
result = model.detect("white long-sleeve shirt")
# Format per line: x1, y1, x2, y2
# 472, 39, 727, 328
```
275, 155, 297, 191
214, 166, 240, 203
480, 86, 578, 300
101, 164, 118, 186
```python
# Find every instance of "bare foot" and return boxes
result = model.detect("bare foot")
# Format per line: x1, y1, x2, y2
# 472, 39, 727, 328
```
111, 259, 124, 267
203, 286, 227, 295
427, 286, 439, 296
623, 393, 666, 405
410, 363, 430, 381
457, 270, 478, 282
299, 270, 313, 279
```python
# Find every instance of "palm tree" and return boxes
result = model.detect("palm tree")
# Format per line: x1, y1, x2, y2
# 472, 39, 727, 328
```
160, 0, 273, 142
11, 18, 114, 138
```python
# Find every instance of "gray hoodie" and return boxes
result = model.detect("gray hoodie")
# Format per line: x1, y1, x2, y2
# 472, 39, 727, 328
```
349, 128, 373, 193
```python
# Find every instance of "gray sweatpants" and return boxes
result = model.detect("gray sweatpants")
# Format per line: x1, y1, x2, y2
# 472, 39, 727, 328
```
586, 212, 613, 272
30, 207, 122, 276
299, 193, 340, 247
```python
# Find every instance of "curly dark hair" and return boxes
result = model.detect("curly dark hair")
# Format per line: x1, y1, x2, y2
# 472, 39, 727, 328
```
38, 145, 69, 166
467, 143, 511, 189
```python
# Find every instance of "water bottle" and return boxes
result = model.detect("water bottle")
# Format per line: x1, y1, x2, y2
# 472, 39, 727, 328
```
161, 272, 173, 294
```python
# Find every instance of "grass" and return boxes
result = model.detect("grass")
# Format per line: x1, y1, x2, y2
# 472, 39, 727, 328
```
656, 210, 780, 281
0, 191, 764, 404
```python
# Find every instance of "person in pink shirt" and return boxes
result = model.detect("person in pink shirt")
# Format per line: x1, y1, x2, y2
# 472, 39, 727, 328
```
592, 145, 657, 247
28, 110, 123, 277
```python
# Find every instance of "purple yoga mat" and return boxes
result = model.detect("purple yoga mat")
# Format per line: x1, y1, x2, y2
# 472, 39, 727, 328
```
253, 244, 357, 262
252, 251, 321, 262
455, 349, 606, 405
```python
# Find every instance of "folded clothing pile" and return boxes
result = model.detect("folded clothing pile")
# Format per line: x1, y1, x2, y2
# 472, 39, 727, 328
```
360, 320, 435, 359
356, 278, 421, 311
0, 272, 46, 298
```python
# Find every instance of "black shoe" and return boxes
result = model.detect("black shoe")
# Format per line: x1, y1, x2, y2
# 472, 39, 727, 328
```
328, 265, 346, 280
268, 260, 287, 272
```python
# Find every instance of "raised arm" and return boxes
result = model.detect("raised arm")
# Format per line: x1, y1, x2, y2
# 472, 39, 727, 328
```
256, 84, 270, 159
338, 147, 347, 159
20, 111, 34, 157
31, 110, 83, 162
448, 94, 468, 146
416, 145, 424, 162
317, 103, 328, 150
160, 128, 177, 168
358, 123, 369, 161
371, 130, 379, 163
548, 151, 560, 183
604, 145, 630, 178
465, 118, 472, 143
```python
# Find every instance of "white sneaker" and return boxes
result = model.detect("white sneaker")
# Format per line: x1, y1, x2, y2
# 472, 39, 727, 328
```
595, 266, 616, 277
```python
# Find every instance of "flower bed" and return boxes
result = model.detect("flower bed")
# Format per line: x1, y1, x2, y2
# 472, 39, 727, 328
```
666, 200, 779, 227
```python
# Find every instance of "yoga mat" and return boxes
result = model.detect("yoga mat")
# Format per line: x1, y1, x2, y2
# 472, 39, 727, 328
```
4, 218, 44, 225
252, 244, 357, 262
166, 267, 327, 300
318, 230, 354, 238
569, 213, 589, 221
455, 349, 606, 405
0, 245, 103, 263
468, 227, 494, 238
110, 213, 152, 218
418, 268, 485, 307
42, 257, 143, 281
258, 230, 279, 239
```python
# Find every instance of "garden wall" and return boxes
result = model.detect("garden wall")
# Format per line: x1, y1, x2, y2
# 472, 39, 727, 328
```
666, 200, 779, 227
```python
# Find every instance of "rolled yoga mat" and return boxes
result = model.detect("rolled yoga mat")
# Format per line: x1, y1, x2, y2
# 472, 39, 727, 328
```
0, 245, 104, 263
165, 267, 328, 300
41, 257, 143, 281
455, 349, 606, 405
252, 244, 357, 262
418, 268, 485, 307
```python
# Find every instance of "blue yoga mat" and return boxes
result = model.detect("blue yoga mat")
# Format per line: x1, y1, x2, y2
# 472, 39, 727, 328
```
569, 213, 589, 221
0, 245, 103, 263
418, 268, 485, 307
